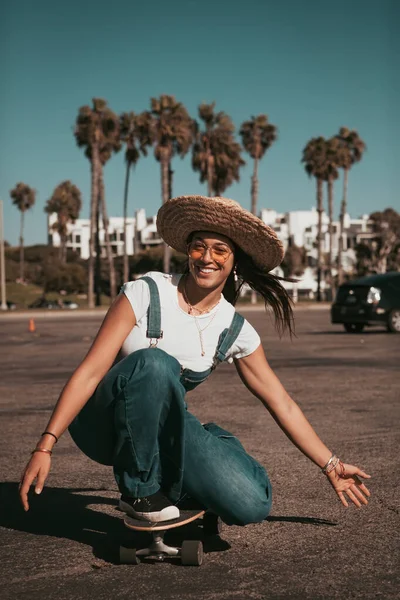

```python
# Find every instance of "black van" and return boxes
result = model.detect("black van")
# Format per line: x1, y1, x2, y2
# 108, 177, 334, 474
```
331, 272, 400, 333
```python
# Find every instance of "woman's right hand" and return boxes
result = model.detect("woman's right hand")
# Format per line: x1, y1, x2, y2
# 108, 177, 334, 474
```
19, 452, 52, 511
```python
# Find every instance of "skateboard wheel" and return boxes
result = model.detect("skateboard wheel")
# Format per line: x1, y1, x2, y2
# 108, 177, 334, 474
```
181, 540, 203, 566
203, 513, 222, 536
119, 546, 140, 565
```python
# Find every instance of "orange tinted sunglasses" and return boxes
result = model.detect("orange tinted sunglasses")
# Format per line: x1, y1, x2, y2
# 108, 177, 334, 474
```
187, 241, 233, 264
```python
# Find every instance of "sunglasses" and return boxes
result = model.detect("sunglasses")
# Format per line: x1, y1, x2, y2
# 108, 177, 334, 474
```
187, 241, 233, 265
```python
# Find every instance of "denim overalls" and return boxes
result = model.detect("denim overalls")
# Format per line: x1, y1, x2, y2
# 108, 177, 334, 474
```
69, 277, 272, 525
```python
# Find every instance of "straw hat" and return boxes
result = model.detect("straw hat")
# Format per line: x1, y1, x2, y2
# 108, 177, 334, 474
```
157, 195, 284, 271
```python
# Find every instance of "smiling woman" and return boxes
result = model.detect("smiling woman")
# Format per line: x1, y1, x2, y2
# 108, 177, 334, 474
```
19, 195, 371, 530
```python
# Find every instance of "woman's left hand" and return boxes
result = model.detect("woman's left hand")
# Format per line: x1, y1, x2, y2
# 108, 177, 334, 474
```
326, 462, 371, 507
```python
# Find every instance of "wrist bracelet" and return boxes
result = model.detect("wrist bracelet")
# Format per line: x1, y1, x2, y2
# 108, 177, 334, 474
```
322, 454, 338, 474
324, 456, 340, 474
32, 448, 52, 456
41, 431, 58, 443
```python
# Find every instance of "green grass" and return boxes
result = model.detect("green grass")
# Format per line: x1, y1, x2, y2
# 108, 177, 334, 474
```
6, 282, 111, 309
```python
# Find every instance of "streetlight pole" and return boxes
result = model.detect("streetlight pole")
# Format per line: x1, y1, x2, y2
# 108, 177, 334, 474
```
0, 199, 7, 310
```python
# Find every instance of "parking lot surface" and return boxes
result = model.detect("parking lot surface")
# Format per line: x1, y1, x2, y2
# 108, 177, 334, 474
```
0, 308, 399, 600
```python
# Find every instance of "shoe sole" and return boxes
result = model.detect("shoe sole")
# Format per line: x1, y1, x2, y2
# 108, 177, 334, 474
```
119, 500, 180, 523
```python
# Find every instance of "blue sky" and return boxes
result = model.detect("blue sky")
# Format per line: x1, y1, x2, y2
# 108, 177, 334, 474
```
1, 0, 399, 246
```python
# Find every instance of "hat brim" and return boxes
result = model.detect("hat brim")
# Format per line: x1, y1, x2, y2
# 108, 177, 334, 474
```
157, 195, 284, 271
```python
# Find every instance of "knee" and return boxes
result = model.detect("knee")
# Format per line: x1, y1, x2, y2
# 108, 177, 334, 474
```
222, 478, 272, 526
122, 348, 181, 381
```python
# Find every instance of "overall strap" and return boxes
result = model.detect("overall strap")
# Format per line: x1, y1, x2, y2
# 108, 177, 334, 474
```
212, 312, 245, 368
139, 276, 163, 344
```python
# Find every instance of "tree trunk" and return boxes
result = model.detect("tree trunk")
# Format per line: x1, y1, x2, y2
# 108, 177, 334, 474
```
60, 216, 67, 264
88, 143, 100, 309
251, 157, 259, 216
168, 164, 173, 200
207, 154, 214, 197
250, 157, 260, 305
327, 178, 335, 300
161, 154, 171, 274
95, 195, 102, 307
99, 168, 117, 300
61, 233, 67, 263
316, 177, 324, 302
337, 168, 348, 286
19, 211, 25, 282
123, 161, 131, 283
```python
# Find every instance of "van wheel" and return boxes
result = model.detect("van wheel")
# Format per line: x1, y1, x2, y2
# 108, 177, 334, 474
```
387, 310, 400, 333
343, 323, 364, 333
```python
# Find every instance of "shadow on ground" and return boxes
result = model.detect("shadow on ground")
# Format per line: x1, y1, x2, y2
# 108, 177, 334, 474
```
0, 482, 337, 565
0, 482, 231, 563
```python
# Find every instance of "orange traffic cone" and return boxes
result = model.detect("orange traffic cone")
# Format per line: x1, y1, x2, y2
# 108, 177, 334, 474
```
29, 318, 36, 333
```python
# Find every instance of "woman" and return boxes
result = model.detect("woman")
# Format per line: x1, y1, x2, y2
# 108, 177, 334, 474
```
20, 195, 371, 525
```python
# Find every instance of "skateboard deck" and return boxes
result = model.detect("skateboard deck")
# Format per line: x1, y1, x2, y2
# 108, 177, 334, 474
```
124, 509, 205, 532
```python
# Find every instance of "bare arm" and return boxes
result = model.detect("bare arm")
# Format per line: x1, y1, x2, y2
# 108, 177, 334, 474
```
235, 345, 371, 507
20, 293, 136, 509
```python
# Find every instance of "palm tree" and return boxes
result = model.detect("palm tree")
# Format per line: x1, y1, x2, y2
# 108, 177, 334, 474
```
213, 137, 245, 196
120, 111, 152, 282
239, 115, 277, 215
75, 98, 120, 307
149, 95, 195, 273
335, 127, 366, 284
302, 137, 327, 301
192, 106, 245, 196
45, 181, 82, 262
322, 138, 340, 299
192, 102, 228, 195
10, 182, 36, 281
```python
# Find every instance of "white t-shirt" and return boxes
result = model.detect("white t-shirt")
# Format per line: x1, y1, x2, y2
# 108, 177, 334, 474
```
120, 271, 260, 372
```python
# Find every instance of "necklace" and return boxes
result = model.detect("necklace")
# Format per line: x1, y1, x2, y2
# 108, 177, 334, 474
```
182, 275, 221, 356
193, 310, 219, 356
182, 276, 221, 315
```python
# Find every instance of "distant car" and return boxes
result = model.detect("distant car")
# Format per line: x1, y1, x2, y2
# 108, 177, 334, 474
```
331, 272, 400, 333
62, 300, 79, 309
28, 298, 63, 310
6, 301, 17, 310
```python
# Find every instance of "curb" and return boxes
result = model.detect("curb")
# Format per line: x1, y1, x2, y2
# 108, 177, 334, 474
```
0, 303, 331, 320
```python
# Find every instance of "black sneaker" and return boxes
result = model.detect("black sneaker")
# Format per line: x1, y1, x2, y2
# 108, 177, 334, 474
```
119, 491, 180, 523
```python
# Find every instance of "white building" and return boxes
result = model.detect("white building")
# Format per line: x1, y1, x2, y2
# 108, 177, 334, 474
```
260, 207, 372, 297
48, 209, 162, 259
260, 207, 371, 265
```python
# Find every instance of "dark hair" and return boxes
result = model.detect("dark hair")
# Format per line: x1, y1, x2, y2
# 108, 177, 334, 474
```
225, 246, 295, 337
185, 234, 295, 337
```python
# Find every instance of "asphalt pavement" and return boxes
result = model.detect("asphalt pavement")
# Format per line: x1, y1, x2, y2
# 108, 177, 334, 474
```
0, 308, 399, 600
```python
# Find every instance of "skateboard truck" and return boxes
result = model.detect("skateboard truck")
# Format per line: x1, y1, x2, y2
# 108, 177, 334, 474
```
120, 511, 222, 566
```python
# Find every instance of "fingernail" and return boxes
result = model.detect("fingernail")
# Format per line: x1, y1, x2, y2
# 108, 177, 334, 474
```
35, 488, 42, 495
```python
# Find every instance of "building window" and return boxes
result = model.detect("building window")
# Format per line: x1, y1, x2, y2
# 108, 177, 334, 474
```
120, 232, 125, 242
75, 234, 81, 243
110, 232, 117, 242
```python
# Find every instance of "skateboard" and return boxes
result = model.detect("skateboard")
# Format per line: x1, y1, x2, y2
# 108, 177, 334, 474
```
120, 510, 222, 566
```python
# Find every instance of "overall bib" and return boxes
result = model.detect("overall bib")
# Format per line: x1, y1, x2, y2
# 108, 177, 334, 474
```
69, 277, 272, 525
